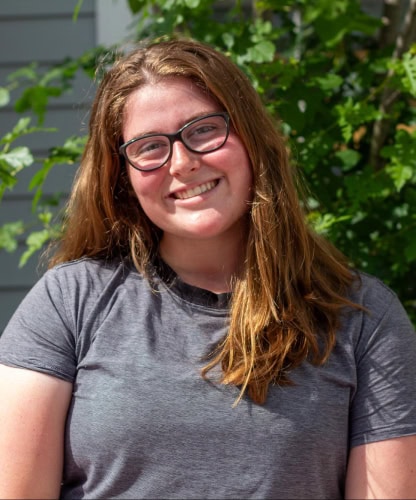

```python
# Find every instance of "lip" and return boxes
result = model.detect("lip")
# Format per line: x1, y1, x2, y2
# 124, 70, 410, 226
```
168, 179, 220, 200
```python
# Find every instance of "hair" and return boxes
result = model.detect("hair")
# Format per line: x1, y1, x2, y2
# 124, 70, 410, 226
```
49, 37, 360, 405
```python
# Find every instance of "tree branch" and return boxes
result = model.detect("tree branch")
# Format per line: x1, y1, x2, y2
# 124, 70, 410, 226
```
380, 0, 405, 49
370, 0, 416, 170
396, 0, 416, 57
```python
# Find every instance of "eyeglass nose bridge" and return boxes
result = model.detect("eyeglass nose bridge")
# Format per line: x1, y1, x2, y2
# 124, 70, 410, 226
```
165, 128, 198, 155
164, 132, 201, 173
159, 130, 197, 170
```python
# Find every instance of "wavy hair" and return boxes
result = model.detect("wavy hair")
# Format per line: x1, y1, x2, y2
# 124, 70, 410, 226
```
49, 38, 360, 404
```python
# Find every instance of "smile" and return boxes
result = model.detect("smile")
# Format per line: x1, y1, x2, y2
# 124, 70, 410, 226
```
173, 180, 218, 200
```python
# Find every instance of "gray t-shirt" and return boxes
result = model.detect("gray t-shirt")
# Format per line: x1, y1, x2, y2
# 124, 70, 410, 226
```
1, 258, 415, 499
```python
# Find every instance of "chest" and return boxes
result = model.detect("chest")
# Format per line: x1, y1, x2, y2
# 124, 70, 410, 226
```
69, 311, 354, 447
64, 294, 354, 498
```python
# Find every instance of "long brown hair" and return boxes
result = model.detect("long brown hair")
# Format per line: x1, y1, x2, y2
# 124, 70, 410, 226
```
50, 38, 359, 404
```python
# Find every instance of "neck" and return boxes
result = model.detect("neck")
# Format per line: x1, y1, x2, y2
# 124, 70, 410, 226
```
159, 233, 246, 294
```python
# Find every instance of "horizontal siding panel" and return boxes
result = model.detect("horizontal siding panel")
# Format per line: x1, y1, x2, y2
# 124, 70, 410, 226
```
0, 245, 46, 333
0, 289, 34, 333
0, 66, 96, 108
0, 108, 90, 150
0, 247, 43, 288
0, 0, 97, 334
0, 197, 68, 225
2, 159, 78, 196
0, 0, 94, 18
0, 17, 95, 65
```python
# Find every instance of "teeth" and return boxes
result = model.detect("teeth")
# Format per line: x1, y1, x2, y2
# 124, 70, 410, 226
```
175, 180, 217, 200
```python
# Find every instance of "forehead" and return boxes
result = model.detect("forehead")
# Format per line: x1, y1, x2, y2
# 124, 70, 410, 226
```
122, 77, 221, 138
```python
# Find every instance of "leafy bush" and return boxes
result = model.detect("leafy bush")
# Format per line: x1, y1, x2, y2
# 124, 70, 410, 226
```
1, 0, 415, 322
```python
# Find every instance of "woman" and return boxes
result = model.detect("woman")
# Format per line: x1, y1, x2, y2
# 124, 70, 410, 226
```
0, 38, 415, 499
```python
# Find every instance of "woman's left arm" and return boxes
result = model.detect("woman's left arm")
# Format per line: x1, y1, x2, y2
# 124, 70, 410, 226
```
345, 435, 416, 499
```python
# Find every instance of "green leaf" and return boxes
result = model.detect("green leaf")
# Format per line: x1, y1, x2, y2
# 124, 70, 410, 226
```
14, 86, 49, 124
128, 0, 146, 14
0, 147, 34, 170
344, 166, 392, 207
0, 221, 25, 252
250, 19, 273, 40
28, 135, 86, 208
381, 130, 416, 192
335, 99, 382, 142
7, 63, 38, 83
184, 0, 201, 7
308, 212, 351, 235
245, 40, 275, 63
402, 52, 416, 96
0, 118, 56, 147
0, 87, 10, 107
38, 211, 53, 225
314, 17, 348, 47
404, 236, 416, 263
10, 117, 32, 136
73, 0, 84, 21
0, 161, 17, 198
222, 32, 235, 50
19, 229, 51, 267
29, 163, 54, 192
0, 117, 31, 145
311, 74, 343, 93
335, 149, 361, 171
385, 163, 414, 192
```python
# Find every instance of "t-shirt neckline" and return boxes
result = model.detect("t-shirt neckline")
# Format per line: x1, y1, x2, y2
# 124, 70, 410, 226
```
151, 255, 231, 309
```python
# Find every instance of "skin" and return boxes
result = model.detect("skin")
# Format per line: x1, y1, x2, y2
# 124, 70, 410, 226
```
122, 77, 253, 293
0, 77, 415, 499
0, 364, 72, 498
345, 437, 416, 498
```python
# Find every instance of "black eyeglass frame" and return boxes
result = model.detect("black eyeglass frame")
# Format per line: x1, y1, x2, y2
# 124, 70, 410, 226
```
119, 112, 230, 172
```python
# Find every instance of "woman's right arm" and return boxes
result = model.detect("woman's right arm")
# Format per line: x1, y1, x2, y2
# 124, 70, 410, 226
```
0, 364, 73, 499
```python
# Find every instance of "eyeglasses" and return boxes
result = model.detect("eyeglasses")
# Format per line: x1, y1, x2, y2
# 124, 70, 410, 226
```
119, 112, 230, 172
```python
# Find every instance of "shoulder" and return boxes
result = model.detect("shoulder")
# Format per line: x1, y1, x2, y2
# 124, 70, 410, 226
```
13, 257, 149, 336
345, 274, 416, 450
346, 271, 412, 330
48, 257, 137, 283
43, 257, 144, 297
348, 271, 397, 309
335, 271, 415, 363
341, 271, 415, 364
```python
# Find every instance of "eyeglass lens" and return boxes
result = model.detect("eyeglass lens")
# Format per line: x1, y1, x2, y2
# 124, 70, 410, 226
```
123, 114, 228, 171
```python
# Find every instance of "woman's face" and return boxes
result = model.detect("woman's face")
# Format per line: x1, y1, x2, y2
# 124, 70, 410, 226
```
121, 77, 253, 247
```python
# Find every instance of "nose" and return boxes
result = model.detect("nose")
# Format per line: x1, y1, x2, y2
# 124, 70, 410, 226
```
169, 141, 200, 177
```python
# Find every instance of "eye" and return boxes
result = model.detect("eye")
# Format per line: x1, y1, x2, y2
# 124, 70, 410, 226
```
128, 137, 169, 159
192, 124, 217, 136
185, 118, 224, 145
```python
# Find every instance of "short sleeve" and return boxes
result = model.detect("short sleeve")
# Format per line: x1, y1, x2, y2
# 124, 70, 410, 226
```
349, 283, 416, 447
0, 268, 77, 381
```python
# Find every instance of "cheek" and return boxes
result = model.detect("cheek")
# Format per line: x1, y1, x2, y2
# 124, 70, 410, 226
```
128, 168, 164, 202
237, 151, 253, 195
227, 136, 253, 180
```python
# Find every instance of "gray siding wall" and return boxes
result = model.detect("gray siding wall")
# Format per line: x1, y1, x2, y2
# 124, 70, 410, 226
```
0, 0, 96, 331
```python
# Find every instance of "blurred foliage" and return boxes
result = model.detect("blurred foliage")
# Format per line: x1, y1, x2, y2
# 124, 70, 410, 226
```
0, 0, 415, 323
